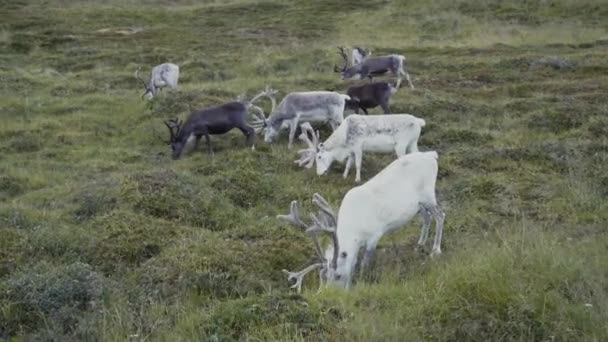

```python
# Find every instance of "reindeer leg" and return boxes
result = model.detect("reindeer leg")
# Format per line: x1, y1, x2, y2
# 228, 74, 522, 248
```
401, 69, 414, 90
362, 107, 369, 115
287, 118, 299, 149
343, 154, 353, 178
354, 147, 363, 183
237, 122, 255, 146
426, 203, 445, 257
194, 134, 202, 150
361, 233, 382, 278
417, 206, 432, 246
200, 128, 213, 156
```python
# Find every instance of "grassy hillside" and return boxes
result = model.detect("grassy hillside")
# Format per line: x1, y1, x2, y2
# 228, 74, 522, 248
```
1, 0, 607, 340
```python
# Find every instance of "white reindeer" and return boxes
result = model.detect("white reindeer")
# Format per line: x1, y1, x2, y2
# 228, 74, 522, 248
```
278, 151, 445, 291
249, 89, 349, 149
136, 63, 179, 99
296, 114, 425, 182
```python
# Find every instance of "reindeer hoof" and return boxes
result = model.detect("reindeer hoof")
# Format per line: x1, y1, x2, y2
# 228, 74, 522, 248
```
430, 249, 441, 258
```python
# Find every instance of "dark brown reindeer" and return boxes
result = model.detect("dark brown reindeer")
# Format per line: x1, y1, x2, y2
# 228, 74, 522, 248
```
163, 88, 272, 159
334, 46, 414, 89
344, 79, 401, 114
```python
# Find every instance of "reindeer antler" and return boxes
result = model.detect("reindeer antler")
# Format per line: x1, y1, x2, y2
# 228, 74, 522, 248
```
278, 193, 339, 293
282, 263, 325, 294
334, 46, 348, 73
294, 123, 319, 169
163, 118, 182, 143
248, 104, 267, 133
135, 67, 150, 98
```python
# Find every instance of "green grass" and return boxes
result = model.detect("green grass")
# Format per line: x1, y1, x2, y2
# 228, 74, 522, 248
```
1, 0, 607, 340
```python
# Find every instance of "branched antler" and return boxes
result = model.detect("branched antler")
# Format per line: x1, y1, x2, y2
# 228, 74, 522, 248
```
247, 85, 277, 132
282, 263, 324, 293
278, 194, 339, 293
277, 200, 307, 228
294, 123, 319, 169
163, 118, 182, 143
334, 46, 348, 73
135, 67, 149, 97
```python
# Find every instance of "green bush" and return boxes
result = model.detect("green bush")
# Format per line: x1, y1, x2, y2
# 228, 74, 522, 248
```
0, 175, 25, 200
1, 262, 105, 335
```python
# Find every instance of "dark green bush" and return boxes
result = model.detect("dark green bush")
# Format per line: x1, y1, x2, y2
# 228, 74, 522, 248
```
7, 132, 42, 153
1, 262, 104, 335
0, 175, 25, 200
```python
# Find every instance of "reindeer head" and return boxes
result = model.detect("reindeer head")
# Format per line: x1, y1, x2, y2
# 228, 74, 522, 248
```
164, 118, 184, 159
294, 124, 334, 176
352, 46, 370, 65
278, 193, 342, 293
335, 46, 365, 80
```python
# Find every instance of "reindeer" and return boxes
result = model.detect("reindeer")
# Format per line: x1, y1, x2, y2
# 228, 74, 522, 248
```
279, 151, 445, 291
249, 89, 350, 149
295, 114, 425, 182
334, 47, 414, 89
163, 88, 272, 159
344, 80, 400, 114
136, 63, 179, 99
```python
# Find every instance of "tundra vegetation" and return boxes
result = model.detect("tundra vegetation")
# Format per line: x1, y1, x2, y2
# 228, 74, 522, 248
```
1, 0, 608, 340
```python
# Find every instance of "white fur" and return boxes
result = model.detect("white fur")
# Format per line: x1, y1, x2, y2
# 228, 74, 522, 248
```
145, 63, 179, 99
325, 151, 444, 289
316, 114, 425, 182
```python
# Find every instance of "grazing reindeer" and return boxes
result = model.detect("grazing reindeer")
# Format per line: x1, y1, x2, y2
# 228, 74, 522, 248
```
345, 80, 400, 114
136, 63, 179, 99
279, 151, 445, 291
295, 114, 425, 182
334, 47, 414, 89
163, 91, 270, 158
249, 89, 350, 149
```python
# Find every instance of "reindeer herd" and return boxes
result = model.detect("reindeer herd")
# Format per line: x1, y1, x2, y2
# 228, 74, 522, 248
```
138, 47, 445, 291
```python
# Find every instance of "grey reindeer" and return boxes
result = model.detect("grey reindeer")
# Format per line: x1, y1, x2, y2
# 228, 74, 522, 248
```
334, 46, 414, 90
250, 88, 350, 149
136, 63, 179, 99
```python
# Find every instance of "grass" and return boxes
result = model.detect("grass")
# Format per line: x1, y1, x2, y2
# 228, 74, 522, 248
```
1, 0, 607, 340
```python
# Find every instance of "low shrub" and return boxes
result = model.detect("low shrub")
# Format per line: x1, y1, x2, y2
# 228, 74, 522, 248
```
1, 262, 105, 336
